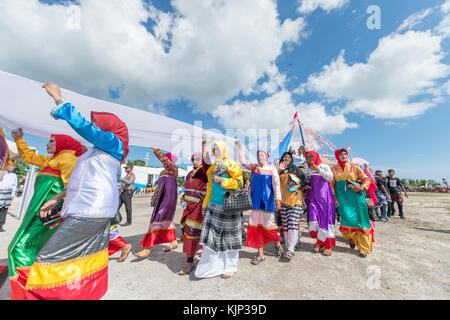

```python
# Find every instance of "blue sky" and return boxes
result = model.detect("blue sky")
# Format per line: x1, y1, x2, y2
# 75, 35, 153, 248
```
1, 0, 449, 180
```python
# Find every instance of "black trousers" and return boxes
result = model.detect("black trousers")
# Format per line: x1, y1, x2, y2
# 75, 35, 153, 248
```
118, 190, 133, 224
388, 201, 404, 217
0, 207, 8, 228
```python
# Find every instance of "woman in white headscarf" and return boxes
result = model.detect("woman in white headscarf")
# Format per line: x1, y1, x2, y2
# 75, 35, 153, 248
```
194, 141, 244, 279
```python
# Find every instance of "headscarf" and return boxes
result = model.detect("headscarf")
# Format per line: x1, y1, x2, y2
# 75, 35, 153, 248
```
51, 134, 84, 157
279, 151, 294, 172
191, 152, 202, 166
211, 141, 229, 163
335, 148, 348, 170
305, 150, 322, 168
91, 111, 129, 162
164, 153, 178, 163
279, 151, 308, 186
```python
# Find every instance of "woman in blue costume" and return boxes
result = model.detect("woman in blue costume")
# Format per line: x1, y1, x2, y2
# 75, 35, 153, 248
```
23, 82, 129, 300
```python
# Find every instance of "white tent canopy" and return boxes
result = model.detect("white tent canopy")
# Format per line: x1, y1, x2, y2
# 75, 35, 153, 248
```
0, 70, 254, 163
6, 139, 20, 160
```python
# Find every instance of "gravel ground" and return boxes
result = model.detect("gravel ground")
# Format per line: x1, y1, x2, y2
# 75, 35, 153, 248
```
1, 192, 449, 300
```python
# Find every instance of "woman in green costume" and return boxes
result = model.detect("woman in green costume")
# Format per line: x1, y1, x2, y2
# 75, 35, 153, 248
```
7, 128, 83, 299
330, 148, 374, 258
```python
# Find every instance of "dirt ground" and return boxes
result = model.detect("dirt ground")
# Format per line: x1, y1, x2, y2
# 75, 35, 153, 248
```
1, 192, 449, 300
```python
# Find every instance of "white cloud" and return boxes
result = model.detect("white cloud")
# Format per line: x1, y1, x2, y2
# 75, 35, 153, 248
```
146, 104, 169, 117
436, 0, 450, 38
212, 90, 357, 135
297, 0, 350, 15
441, 0, 450, 14
0, 0, 307, 113
397, 8, 433, 32
299, 30, 450, 119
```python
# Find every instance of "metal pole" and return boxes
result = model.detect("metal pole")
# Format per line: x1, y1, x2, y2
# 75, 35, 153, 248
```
16, 147, 37, 220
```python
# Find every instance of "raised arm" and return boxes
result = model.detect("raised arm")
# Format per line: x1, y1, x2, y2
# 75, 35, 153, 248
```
153, 148, 178, 176
13, 129, 51, 168
43, 82, 123, 162
235, 140, 256, 171
51, 103, 123, 161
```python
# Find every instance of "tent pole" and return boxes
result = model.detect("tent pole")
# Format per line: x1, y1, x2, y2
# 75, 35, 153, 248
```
17, 147, 38, 220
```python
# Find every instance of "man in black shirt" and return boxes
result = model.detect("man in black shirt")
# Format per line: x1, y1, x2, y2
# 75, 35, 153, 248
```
374, 170, 390, 221
386, 169, 408, 219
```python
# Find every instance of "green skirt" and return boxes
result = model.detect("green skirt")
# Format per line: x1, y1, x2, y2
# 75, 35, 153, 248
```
335, 180, 371, 231
8, 174, 64, 278
335, 180, 374, 254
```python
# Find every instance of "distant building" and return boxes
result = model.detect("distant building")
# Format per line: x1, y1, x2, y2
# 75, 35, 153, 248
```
119, 164, 190, 189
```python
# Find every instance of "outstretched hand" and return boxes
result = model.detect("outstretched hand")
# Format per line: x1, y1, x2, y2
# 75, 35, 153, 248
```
11, 128, 23, 140
42, 82, 62, 102
279, 162, 287, 171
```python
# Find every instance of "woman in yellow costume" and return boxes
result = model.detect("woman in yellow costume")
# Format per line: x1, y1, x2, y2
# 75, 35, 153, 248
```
330, 148, 374, 258
7, 128, 83, 299
194, 141, 243, 279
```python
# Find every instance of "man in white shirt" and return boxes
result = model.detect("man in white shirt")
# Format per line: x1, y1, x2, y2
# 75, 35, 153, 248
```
0, 160, 17, 231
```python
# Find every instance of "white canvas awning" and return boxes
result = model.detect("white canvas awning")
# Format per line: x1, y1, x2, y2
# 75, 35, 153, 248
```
0, 70, 254, 163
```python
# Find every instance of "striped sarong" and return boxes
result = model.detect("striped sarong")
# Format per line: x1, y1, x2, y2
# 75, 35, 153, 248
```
199, 203, 242, 254
280, 205, 303, 251
23, 216, 110, 300
0, 189, 12, 209
280, 205, 302, 231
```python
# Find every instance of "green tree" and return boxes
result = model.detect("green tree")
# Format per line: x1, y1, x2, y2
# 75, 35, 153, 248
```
418, 180, 427, 187
126, 159, 146, 167
177, 177, 185, 186
12, 159, 30, 181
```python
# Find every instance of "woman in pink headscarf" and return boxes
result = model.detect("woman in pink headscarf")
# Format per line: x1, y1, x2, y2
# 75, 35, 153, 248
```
135, 147, 179, 258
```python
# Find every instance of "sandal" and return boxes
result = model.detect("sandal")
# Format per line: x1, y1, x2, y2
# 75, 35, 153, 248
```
134, 249, 151, 259
358, 252, 367, 258
285, 250, 295, 260
348, 241, 356, 249
275, 246, 284, 258
251, 256, 265, 265
323, 248, 332, 256
313, 243, 322, 253
163, 241, 179, 252
178, 263, 195, 275
118, 244, 131, 262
